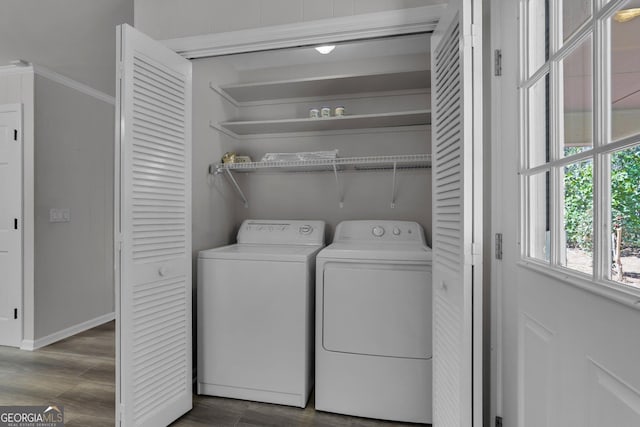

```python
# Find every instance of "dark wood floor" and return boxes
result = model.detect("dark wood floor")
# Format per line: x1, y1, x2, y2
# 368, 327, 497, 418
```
0, 321, 115, 427
0, 322, 428, 426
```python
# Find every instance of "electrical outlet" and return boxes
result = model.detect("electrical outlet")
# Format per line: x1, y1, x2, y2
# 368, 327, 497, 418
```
49, 208, 70, 223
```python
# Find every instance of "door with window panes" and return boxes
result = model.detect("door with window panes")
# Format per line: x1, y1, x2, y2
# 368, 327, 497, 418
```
495, 0, 640, 425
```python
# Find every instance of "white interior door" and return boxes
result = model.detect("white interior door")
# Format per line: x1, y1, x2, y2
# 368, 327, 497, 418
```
0, 104, 22, 348
115, 24, 192, 427
430, 0, 482, 425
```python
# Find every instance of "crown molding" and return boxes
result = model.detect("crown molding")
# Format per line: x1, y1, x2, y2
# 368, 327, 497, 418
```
33, 65, 115, 105
163, 5, 445, 59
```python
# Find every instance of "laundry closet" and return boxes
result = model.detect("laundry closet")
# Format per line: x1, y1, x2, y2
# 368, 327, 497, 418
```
191, 34, 432, 252
115, 0, 481, 423
192, 33, 433, 423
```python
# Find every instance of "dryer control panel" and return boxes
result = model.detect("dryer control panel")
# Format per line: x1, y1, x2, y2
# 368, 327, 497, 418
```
333, 220, 426, 245
237, 219, 325, 245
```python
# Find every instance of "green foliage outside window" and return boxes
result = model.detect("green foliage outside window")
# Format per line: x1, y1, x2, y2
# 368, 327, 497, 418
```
611, 146, 640, 252
564, 156, 593, 251
564, 145, 640, 253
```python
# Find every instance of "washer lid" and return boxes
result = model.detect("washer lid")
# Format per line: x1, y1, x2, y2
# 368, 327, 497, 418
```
198, 243, 323, 262
318, 242, 432, 263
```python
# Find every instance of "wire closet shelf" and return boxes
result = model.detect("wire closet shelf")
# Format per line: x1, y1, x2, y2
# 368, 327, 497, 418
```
210, 154, 431, 209
211, 154, 431, 174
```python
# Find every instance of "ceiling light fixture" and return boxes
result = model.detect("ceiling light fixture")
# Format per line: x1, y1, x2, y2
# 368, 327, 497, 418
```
315, 45, 336, 55
613, 8, 640, 23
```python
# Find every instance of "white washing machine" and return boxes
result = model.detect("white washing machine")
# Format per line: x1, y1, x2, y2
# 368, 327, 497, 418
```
197, 219, 325, 408
315, 220, 432, 423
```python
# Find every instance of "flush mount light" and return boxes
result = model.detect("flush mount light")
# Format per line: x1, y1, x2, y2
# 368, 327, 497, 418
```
614, 8, 640, 23
315, 45, 336, 54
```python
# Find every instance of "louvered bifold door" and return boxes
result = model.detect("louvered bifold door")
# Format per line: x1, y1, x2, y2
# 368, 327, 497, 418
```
430, 0, 482, 425
115, 24, 192, 427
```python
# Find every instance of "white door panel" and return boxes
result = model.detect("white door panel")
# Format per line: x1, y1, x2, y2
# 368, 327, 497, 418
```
116, 24, 192, 427
0, 105, 21, 348
431, 0, 482, 425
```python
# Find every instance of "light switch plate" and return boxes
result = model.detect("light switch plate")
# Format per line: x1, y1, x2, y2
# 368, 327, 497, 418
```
49, 208, 70, 223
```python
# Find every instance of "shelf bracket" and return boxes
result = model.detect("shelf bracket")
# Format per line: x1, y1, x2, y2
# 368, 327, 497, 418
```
224, 169, 249, 208
391, 161, 398, 208
333, 163, 344, 208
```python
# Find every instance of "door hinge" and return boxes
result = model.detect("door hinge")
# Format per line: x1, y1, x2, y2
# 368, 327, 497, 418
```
118, 62, 124, 79
14, 308, 18, 320
13, 129, 18, 141
468, 242, 482, 265
462, 24, 481, 50
495, 233, 503, 260
496, 416, 503, 427
494, 49, 502, 76
14, 218, 18, 230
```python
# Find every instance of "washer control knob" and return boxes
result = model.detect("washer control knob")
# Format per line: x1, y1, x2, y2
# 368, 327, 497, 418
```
372, 226, 385, 237
299, 225, 313, 235
393, 227, 401, 236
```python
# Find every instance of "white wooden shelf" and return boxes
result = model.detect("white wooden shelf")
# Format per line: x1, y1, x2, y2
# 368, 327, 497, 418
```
217, 70, 430, 104
210, 154, 431, 209
217, 110, 431, 136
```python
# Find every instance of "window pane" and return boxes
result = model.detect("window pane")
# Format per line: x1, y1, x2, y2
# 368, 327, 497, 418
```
528, 172, 550, 262
563, 37, 593, 156
528, 75, 550, 167
610, 145, 640, 288
528, 0, 549, 76
563, 159, 593, 274
562, 0, 591, 42
611, 7, 640, 142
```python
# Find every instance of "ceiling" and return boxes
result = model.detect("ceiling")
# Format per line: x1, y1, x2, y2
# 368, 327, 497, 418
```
0, 1, 636, 107
561, 5, 640, 113
0, 0, 133, 97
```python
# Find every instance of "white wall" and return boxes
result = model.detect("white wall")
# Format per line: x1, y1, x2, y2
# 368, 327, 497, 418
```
33, 74, 114, 340
0, 69, 35, 342
0, 0, 134, 96
191, 60, 238, 256
135, 0, 446, 40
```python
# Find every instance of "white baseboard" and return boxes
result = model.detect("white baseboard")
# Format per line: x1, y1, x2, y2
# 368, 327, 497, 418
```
20, 312, 115, 351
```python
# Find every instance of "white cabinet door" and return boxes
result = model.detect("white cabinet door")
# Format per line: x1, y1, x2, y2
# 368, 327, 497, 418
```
430, 0, 483, 425
115, 24, 192, 427
0, 104, 22, 348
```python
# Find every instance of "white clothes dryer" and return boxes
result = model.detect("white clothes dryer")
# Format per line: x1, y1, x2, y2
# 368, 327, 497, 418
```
315, 220, 432, 423
197, 219, 325, 408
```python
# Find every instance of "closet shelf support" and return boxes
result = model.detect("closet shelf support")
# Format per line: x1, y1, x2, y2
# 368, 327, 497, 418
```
224, 169, 249, 208
391, 161, 398, 208
333, 163, 344, 208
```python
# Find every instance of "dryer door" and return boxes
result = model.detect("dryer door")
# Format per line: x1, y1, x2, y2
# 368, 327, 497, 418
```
322, 262, 432, 359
